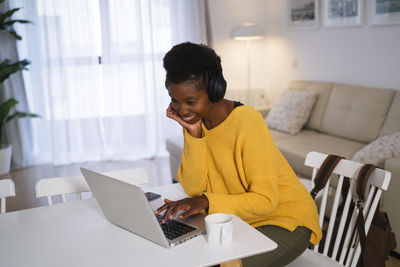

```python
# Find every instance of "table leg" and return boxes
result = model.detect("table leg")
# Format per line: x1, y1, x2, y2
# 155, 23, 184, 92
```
220, 259, 243, 267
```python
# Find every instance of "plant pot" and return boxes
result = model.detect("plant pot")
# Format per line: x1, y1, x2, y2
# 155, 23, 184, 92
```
0, 145, 12, 175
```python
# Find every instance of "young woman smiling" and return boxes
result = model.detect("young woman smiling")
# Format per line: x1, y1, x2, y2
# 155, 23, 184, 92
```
155, 42, 322, 267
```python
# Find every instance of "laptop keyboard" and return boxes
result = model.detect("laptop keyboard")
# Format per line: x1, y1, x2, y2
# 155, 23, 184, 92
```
155, 214, 196, 240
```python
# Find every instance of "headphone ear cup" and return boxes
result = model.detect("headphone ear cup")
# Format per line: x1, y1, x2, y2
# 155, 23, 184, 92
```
208, 73, 227, 103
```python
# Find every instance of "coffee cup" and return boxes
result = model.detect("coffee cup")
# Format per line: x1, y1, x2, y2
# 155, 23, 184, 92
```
205, 213, 233, 245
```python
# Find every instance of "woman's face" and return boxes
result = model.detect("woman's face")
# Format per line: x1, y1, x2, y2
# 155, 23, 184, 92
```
167, 81, 212, 124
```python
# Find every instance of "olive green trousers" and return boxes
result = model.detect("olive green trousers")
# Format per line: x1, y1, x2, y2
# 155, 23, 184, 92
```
242, 225, 311, 267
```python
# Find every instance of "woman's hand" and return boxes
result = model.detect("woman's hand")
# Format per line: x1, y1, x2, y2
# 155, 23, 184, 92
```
154, 195, 209, 223
166, 104, 202, 138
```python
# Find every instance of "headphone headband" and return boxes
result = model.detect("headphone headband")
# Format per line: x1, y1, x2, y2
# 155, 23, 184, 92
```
206, 49, 226, 102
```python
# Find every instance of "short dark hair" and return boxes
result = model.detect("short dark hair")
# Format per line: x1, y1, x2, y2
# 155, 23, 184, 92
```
163, 42, 221, 90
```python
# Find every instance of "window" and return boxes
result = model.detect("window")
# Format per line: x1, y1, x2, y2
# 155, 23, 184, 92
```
32, 0, 178, 120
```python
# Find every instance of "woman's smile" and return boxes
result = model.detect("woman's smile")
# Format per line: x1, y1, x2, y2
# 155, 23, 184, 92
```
181, 114, 197, 123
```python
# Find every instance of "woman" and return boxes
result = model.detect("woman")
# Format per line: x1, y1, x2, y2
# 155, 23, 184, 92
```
155, 42, 321, 266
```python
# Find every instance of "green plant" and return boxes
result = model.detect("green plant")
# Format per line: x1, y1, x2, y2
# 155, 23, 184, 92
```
0, 0, 38, 147
0, 2, 30, 39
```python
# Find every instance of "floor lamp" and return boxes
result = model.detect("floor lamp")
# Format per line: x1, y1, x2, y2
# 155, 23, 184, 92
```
231, 23, 264, 102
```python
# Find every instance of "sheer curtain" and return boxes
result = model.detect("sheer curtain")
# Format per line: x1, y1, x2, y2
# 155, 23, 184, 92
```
11, 0, 208, 166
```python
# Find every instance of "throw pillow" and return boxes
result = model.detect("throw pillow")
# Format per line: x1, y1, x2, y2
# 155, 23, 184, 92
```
265, 90, 317, 134
352, 132, 400, 168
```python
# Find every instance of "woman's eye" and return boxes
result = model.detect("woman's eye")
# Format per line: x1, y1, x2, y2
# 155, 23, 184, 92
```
187, 101, 196, 105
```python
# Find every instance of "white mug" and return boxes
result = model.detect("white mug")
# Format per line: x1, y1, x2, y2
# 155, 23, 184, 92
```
205, 213, 233, 245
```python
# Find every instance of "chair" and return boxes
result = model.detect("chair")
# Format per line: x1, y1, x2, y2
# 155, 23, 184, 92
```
287, 151, 391, 267
0, 179, 16, 213
35, 168, 149, 205
102, 168, 149, 185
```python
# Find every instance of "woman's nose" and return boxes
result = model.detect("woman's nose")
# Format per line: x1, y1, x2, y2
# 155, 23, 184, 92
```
177, 105, 190, 117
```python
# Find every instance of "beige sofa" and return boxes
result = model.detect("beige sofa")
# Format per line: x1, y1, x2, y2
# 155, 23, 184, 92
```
166, 81, 400, 253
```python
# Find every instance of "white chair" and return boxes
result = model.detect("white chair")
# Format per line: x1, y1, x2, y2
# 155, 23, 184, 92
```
0, 179, 16, 213
287, 151, 391, 267
102, 168, 149, 186
35, 168, 149, 205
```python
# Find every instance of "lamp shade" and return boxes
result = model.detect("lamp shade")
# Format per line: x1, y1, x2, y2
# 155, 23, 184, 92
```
231, 23, 264, 40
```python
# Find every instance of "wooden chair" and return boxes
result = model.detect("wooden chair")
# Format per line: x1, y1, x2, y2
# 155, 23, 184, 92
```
287, 151, 391, 267
0, 179, 16, 213
35, 168, 149, 205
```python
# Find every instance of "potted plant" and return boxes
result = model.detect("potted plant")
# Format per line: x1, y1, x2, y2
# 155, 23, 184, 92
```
0, 0, 38, 175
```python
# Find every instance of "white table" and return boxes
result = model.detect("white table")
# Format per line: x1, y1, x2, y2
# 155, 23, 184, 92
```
0, 183, 277, 267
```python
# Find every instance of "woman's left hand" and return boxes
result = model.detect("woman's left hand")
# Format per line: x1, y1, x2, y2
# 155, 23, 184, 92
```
154, 195, 209, 223
166, 104, 203, 138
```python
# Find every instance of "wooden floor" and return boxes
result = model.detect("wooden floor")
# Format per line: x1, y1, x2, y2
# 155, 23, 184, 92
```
387, 254, 400, 267
1, 156, 172, 212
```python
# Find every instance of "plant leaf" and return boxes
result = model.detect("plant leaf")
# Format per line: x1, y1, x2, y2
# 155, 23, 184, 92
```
6, 111, 40, 122
0, 58, 30, 69
7, 28, 22, 40
0, 8, 21, 24
0, 7, 32, 40
2, 19, 31, 26
0, 98, 18, 125
0, 59, 11, 68
0, 59, 30, 83
0, 65, 24, 82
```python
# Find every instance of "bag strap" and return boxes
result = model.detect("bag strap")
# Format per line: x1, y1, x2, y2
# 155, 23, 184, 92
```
310, 154, 345, 199
355, 164, 378, 266
356, 164, 377, 205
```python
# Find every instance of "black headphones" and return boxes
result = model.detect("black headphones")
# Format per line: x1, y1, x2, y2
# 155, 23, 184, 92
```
207, 51, 227, 103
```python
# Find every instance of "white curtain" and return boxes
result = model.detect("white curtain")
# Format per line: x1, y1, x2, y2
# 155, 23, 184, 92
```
10, 0, 207, 166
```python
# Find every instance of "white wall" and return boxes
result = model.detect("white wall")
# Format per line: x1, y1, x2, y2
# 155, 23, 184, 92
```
208, 0, 267, 92
209, 0, 400, 103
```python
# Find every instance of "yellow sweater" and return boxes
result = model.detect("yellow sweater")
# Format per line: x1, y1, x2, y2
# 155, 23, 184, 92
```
177, 106, 322, 245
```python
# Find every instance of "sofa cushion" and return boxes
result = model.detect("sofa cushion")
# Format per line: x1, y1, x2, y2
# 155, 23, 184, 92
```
380, 92, 400, 136
270, 129, 366, 177
166, 135, 183, 159
268, 128, 294, 141
352, 132, 400, 167
288, 81, 333, 131
265, 90, 317, 134
319, 83, 395, 143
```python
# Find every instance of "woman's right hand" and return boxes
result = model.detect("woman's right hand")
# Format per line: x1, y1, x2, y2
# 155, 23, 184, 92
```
154, 196, 209, 223
166, 104, 202, 138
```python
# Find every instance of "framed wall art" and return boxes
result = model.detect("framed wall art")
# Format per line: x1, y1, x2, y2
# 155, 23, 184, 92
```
288, 0, 319, 29
369, 0, 400, 25
322, 0, 364, 27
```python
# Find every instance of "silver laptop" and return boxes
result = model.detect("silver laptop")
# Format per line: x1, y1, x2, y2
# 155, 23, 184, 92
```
80, 168, 206, 248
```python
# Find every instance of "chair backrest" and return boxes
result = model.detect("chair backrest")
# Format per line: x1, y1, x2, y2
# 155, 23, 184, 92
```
35, 168, 149, 205
35, 175, 90, 205
305, 151, 391, 267
102, 168, 149, 185
0, 179, 16, 213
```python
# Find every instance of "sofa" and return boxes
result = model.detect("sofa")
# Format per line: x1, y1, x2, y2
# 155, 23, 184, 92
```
166, 80, 400, 254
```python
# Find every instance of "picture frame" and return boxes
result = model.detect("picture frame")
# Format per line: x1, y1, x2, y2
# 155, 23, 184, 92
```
322, 0, 364, 28
369, 0, 400, 25
287, 0, 319, 29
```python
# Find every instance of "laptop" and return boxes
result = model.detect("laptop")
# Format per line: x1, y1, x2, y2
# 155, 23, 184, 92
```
80, 168, 206, 248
